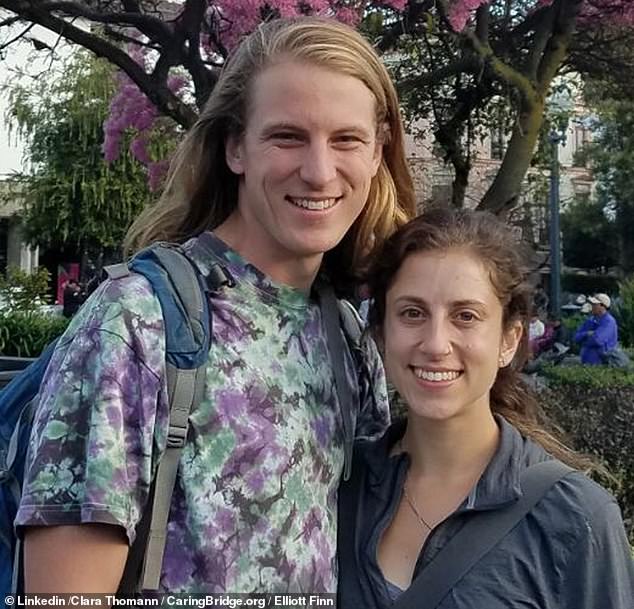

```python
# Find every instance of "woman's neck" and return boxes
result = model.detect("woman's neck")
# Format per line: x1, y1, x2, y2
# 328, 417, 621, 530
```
401, 410, 500, 482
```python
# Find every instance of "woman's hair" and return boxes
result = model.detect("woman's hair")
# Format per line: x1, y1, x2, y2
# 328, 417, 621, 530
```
368, 206, 593, 471
125, 17, 416, 289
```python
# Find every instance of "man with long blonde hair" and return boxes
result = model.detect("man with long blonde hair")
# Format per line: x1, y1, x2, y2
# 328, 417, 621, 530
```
17, 17, 415, 593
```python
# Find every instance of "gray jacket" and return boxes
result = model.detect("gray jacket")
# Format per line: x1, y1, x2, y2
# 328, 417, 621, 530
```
337, 416, 634, 609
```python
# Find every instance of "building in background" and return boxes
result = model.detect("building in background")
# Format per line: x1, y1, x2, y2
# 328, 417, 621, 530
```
0, 181, 38, 274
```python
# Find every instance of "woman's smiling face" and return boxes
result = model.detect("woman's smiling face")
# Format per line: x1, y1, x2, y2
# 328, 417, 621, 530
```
382, 247, 522, 424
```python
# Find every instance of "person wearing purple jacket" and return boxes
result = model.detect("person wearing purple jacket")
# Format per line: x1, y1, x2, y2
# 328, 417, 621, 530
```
574, 293, 618, 365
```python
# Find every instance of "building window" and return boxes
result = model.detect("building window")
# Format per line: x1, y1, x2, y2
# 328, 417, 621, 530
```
0, 219, 8, 275
572, 125, 590, 167
431, 183, 452, 206
490, 126, 505, 160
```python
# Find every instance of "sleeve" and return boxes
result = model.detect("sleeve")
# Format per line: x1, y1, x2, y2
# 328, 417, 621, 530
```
561, 500, 634, 609
15, 275, 169, 545
584, 316, 616, 350
354, 333, 390, 440
574, 318, 593, 344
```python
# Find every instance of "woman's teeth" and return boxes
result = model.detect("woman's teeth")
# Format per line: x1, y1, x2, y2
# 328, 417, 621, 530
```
414, 369, 461, 382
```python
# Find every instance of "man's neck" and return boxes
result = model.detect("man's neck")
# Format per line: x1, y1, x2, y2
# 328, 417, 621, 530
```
213, 222, 323, 293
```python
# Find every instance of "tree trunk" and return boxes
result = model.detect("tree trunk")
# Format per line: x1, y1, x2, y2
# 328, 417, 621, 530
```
478, 97, 545, 215
451, 157, 470, 208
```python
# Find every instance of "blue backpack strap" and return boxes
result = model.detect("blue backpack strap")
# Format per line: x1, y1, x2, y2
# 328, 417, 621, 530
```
112, 240, 232, 592
392, 460, 573, 609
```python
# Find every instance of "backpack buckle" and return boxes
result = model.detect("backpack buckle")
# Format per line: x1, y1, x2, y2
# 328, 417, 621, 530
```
206, 264, 235, 291
166, 424, 188, 448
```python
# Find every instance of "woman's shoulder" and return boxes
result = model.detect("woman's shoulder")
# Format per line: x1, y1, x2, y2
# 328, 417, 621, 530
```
525, 462, 626, 554
551, 468, 621, 522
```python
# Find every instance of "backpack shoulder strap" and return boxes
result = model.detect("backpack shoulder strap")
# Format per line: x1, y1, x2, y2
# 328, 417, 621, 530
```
318, 286, 361, 482
337, 298, 364, 346
110, 241, 232, 592
394, 459, 574, 609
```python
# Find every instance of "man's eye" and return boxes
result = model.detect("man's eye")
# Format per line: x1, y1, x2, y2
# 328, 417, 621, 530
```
272, 132, 300, 141
334, 135, 364, 146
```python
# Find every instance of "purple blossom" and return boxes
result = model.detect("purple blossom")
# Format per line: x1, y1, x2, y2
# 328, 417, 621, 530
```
129, 137, 151, 165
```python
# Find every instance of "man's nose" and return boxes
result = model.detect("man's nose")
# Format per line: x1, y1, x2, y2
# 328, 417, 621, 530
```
299, 141, 337, 187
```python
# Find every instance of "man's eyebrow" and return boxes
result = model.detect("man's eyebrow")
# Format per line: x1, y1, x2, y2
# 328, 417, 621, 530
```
259, 122, 374, 138
260, 122, 305, 136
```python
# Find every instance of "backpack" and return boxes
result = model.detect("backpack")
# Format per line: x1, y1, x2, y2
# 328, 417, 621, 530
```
0, 236, 366, 594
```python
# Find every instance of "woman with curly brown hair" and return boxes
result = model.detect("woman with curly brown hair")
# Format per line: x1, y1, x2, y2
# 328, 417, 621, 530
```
338, 207, 634, 609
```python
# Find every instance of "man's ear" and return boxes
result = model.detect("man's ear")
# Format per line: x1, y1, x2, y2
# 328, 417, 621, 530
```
371, 123, 388, 177
225, 135, 245, 175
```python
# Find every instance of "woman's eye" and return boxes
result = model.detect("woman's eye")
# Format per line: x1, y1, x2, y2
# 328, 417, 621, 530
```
401, 308, 423, 320
456, 311, 477, 323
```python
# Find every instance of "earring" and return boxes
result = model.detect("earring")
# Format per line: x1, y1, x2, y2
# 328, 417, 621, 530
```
499, 356, 506, 367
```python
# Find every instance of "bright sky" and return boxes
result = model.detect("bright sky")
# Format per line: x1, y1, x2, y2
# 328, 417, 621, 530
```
0, 47, 26, 177
0, 24, 73, 177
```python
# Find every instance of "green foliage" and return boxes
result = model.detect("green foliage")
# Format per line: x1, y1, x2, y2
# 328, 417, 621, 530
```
560, 313, 584, 353
540, 369, 634, 541
561, 196, 618, 270
613, 276, 634, 348
542, 363, 634, 389
561, 273, 620, 296
2, 52, 153, 258
0, 311, 69, 357
0, 266, 51, 312
584, 93, 634, 274
0, 265, 68, 357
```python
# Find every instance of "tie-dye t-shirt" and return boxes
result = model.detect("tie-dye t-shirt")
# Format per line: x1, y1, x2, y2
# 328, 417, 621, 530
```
15, 233, 389, 593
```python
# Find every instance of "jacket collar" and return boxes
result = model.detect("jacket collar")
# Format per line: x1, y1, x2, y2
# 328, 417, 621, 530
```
359, 415, 548, 511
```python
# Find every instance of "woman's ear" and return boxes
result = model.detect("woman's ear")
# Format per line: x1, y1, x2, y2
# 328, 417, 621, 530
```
225, 135, 245, 175
499, 320, 523, 367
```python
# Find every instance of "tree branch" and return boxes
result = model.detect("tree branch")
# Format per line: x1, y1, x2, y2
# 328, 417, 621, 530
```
524, 3, 556, 81
0, 13, 21, 27
0, 0, 197, 127
38, 0, 173, 44
0, 21, 32, 50
475, 4, 489, 45
398, 56, 481, 90
535, 0, 583, 93
178, 0, 216, 108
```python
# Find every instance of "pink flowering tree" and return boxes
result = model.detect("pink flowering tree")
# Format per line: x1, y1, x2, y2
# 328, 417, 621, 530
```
0, 1, 405, 190
375, 0, 634, 211
1, 1, 633, 206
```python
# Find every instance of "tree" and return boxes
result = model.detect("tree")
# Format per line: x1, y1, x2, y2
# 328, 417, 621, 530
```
560, 195, 618, 271
1, 1, 633, 210
377, 0, 634, 211
3, 51, 154, 265
584, 95, 634, 274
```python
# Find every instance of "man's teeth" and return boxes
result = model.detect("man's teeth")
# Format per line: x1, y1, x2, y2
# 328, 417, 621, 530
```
414, 369, 461, 382
289, 197, 337, 210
